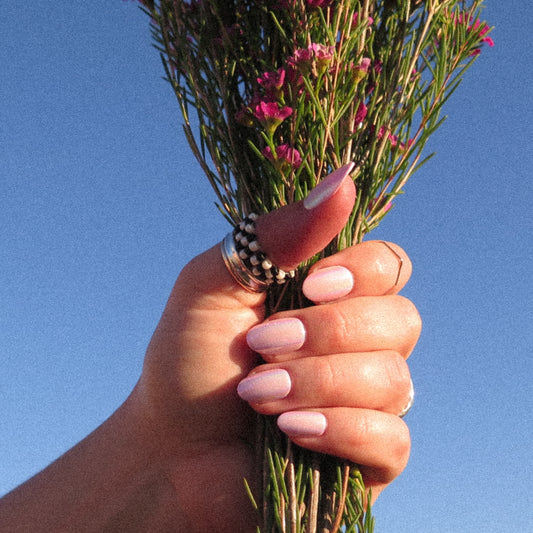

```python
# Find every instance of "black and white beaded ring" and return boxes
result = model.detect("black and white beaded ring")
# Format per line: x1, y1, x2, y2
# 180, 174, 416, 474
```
220, 213, 295, 293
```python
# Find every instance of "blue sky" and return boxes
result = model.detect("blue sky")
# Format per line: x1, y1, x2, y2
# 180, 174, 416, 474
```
1, 2, 532, 531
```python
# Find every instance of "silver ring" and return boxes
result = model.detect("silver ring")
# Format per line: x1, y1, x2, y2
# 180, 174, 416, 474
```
220, 232, 268, 293
220, 214, 295, 293
398, 379, 414, 418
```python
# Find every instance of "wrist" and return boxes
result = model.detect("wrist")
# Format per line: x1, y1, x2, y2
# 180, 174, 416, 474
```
0, 389, 190, 532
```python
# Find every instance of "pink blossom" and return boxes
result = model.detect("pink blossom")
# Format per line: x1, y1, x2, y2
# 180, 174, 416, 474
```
352, 57, 371, 83
258, 69, 286, 91
262, 144, 302, 170
377, 127, 412, 151
289, 47, 313, 68
451, 11, 494, 55
310, 43, 335, 61
254, 101, 293, 133
355, 102, 367, 125
353, 12, 374, 27
257, 68, 286, 100
289, 43, 335, 75
368, 197, 393, 214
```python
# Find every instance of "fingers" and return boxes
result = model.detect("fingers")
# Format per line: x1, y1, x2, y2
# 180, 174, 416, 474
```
277, 408, 411, 486
302, 240, 412, 301
246, 294, 422, 361
237, 351, 412, 416
237, 239, 419, 491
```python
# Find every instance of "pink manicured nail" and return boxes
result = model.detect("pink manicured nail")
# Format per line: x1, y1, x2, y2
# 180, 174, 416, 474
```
237, 369, 291, 403
246, 317, 306, 356
303, 163, 355, 210
302, 266, 354, 303
277, 411, 327, 437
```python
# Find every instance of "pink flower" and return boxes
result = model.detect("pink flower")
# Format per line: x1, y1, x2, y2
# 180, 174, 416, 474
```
451, 11, 494, 55
257, 68, 286, 100
310, 43, 335, 61
351, 57, 371, 83
368, 197, 393, 214
288, 47, 313, 73
352, 12, 374, 27
355, 102, 367, 125
377, 126, 412, 151
289, 43, 335, 75
254, 101, 293, 134
262, 144, 302, 170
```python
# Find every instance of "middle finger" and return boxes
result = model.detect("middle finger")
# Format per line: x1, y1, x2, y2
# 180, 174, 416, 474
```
246, 295, 421, 362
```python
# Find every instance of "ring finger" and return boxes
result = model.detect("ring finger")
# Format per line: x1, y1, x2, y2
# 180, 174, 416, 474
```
237, 351, 412, 416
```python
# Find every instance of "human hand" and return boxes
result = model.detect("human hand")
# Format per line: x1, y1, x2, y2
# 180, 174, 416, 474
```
131, 167, 421, 531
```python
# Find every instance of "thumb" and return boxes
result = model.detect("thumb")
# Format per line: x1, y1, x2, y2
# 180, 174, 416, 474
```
256, 163, 356, 270
173, 163, 356, 310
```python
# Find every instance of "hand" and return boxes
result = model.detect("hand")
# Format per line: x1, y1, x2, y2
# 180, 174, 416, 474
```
133, 169, 421, 531
0, 167, 421, 533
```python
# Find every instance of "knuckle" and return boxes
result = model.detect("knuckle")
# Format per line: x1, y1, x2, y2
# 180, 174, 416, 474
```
382, 352, 411, 407
328, 305, 354, 346
394, 295, 423, 339
313, 357, 338, 400
391, 419, 411, 470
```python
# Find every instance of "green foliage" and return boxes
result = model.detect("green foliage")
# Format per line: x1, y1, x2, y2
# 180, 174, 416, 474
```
141, 1, 491, 531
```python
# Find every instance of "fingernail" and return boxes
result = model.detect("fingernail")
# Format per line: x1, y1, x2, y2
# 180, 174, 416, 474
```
398, 379, 415, 418
247, 317, 306, 356
303, 163, 355, 210
277, 411, 327, 437
237, 369, 291, 403
302, 265, 354, 303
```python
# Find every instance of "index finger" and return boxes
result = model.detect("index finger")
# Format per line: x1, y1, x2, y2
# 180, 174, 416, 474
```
302, 241, 412, 302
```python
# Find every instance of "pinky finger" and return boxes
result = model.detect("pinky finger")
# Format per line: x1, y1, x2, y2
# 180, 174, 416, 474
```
277, 408, 411, 488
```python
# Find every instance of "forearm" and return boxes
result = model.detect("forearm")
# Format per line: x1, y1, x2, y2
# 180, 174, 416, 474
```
0, 393, 187, 533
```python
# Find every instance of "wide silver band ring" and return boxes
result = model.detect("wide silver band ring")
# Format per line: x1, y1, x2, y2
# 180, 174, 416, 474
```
220, 232, 269, 293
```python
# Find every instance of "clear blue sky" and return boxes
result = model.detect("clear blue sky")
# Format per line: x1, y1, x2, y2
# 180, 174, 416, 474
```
1, 2, 531, 531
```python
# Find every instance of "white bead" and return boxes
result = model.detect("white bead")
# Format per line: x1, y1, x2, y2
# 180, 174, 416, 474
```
276, 271, 286, 279
239, 250, 248, 260
235, 232, 243, 241
244, 223, 255, 234
265, 270, 273, 278
250, 255, 260, 266
241, 236, 249, 247
249, 241, 260, 252
249, 213, 258, 220
252, 267, 261, 276
262, 258, 272, 270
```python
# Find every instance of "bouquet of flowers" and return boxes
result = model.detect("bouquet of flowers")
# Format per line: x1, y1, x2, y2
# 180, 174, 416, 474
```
140, 1, 492, 531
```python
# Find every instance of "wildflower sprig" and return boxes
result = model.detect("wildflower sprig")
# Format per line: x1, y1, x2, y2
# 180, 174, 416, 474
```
140, 0, 492, 531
